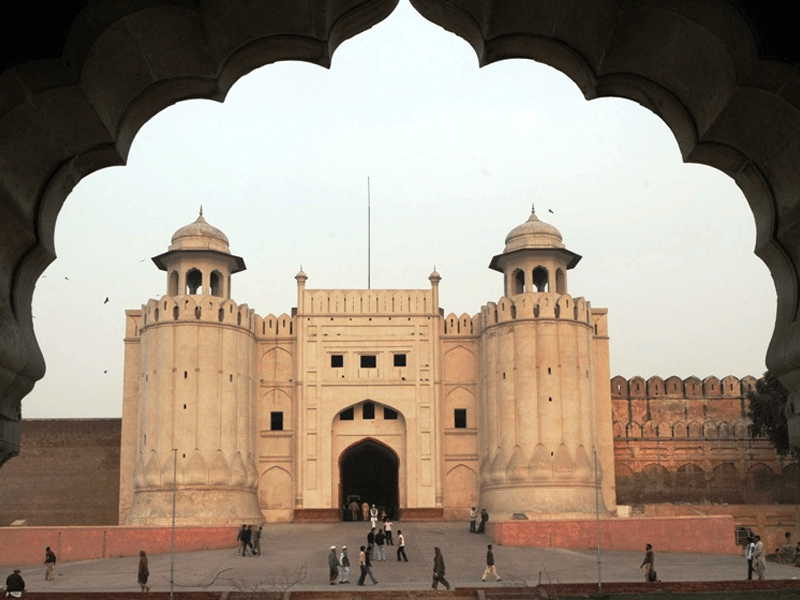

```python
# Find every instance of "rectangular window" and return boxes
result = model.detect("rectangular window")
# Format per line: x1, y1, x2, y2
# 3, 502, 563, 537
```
362, 402, 375, 420
360, 355, 377, 368
454, 409, 467, 429
270, 411, 284, 431
384, 407, 398, 420
331, 354, 344, 368
393, 353, 407, 367
340, 407, 354, 421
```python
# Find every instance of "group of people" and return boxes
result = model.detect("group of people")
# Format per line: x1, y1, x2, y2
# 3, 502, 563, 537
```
325, 536, 502, 589
347, 500, 394, 528
744, 535, 767, 580
236, 524, 264, 557
365, 524, 406, 561
0, 546, 58, 597
468, 507, 489, 534
325, 543, 382, 586
432, 544, 502, 590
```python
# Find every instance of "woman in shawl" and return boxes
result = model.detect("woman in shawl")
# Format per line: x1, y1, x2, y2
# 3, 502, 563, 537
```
138, 550, 150, 592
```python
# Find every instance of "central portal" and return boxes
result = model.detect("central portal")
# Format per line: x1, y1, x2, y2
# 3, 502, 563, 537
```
340, 439, 399, 520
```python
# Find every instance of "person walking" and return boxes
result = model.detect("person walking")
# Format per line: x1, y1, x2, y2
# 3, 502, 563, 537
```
481, 544, 502, 582
357, 545, 378, 585
252, 526, 262, 556
328, 546, 339, 585
640, 543, 654, 582
349, 500, 360, 521
138, 550, 150, 592
242, 525, 254, 557
367, 528, 376, 559
44, 546, 56, 581
370, 505, 378, 529
397, 530, 408, 562
745, 537, 755, 580
432, 547, 450, 591
384, 517, 394, 545
339, 546, 350, 584
375, 527, 386, 561
361, 501, 369, 521
753, 535, 766, 580
237, 524, 248, 556
469, 507, 477, 533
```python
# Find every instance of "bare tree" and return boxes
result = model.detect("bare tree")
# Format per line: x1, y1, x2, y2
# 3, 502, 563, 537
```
226, 562, 307, 599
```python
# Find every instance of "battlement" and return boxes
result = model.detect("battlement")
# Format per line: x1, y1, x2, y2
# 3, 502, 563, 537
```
139, 295, 257, 334
478, 292, 595, 330
301, 289, 434, 315
611, 374, 758, 442
254, 313, 294, 338
611, 374, 757, 399
442, 313, 480, 335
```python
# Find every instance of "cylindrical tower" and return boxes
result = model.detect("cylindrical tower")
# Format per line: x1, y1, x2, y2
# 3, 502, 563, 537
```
478, 208, 615, 519
126, 210, 263, 525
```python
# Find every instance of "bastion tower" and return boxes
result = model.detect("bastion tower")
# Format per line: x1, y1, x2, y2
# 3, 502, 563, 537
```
119, 211, 263, 525
477, 208, 616, 518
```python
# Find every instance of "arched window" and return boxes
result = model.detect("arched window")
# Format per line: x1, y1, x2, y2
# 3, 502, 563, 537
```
210, 270, 222, 297
186, 268, 202, 294
532, 267, 549, 292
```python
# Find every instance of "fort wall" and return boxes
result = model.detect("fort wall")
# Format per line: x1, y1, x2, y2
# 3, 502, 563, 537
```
611, 374, 798, 506
0, 419, 120, 526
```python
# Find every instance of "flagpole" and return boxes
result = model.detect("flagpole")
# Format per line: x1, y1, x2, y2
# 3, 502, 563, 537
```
367, 177, 371, 289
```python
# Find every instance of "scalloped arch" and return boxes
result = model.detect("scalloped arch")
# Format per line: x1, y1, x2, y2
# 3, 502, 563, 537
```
3, 1, 800, 468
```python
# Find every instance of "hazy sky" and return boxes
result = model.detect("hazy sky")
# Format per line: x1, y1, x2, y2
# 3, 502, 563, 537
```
25, 1, 774, 419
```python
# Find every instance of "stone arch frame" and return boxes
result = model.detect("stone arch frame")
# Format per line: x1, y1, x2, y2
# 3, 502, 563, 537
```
168, 270, 179, 296
1, 2, 800, 465
512, 268, 525, 294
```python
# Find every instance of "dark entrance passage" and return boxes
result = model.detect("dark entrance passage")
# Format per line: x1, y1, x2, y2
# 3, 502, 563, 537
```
340, 440, 399, 521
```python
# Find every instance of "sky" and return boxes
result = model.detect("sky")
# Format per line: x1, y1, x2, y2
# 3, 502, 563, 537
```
24, 1, 774, 419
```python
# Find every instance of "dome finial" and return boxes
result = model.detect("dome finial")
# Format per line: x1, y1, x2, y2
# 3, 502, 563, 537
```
199, 205, 203, 217
531, 203, 535, 214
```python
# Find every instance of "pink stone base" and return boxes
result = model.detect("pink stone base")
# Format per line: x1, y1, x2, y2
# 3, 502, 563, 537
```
0, 526, 238, 567
492, 515, 740, 554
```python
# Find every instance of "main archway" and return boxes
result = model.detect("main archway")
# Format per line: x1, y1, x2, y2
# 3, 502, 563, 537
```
340, 439, 399, 521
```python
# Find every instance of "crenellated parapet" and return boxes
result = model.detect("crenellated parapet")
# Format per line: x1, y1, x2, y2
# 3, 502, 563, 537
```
478, 292, 594, 330
139, 295, 257, 334
442, 313, 480, 336
301, 289, 435, 315
611, 374, 757, 400
254, 313, 294, 339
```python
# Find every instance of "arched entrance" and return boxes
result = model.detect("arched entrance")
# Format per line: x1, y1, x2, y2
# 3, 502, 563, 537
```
340, 439, 399, 521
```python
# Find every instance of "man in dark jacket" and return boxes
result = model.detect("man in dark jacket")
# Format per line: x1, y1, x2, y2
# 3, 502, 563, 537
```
5, 569, 25, 597
367, 528, 376, 559
432, 547, 450, 590
328, 546, 339, 585
477, 509, 489, 533
375, 528, 386, 561
481, 544, 501, 581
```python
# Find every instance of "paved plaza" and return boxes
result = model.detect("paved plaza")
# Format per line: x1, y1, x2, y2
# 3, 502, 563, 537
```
8, 522, 800, 594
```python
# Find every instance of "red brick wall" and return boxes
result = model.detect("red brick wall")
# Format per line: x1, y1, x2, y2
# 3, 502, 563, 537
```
0, 419, 121, 526
0, 526, 237, 567
611, 375, 799, 505
493, 515, 739, 553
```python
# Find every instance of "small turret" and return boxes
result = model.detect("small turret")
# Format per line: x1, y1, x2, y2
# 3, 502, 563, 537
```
489, 207, 580, 296
152, 208, 246, 299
